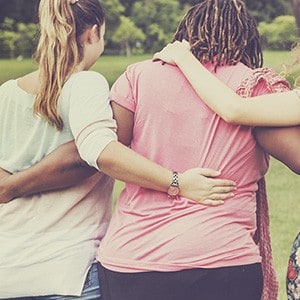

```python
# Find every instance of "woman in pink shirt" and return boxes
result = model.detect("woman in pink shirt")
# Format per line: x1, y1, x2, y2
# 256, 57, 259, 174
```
97, 1, 289, 300
154, 22, 300, 300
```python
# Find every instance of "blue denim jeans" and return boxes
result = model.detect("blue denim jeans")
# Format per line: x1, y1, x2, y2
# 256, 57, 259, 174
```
5, 263, 101, 300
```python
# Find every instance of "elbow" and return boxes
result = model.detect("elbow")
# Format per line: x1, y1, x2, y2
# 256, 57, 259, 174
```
221, 114, 237, 124
96, 141, 118, 173
287, 160, 300, 175
219, 106, 242, 124
97, 155, 114, 173
280, 155, 300, 175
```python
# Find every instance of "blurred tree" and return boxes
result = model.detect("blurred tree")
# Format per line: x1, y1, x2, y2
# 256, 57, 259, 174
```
245, 0, 292, 23
178, 0, 200, 6
0, 0, 294, 27
100, 0, 124, 53
0, 0, 298, 56
0, 0, 39, 23
15, 22, 39, 57
120, 0, 136, 15
291, 0, 300, 36
0, 30, 19, 58
112, 16, 145, 56
258, 15, 297, 50
0, 18, 38, 58
101, 0, 124, 34
178, 0, 292, 23
131, 0, 182, 52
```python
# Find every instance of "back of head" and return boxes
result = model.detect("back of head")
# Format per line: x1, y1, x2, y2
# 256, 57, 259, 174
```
34, 0, 105, 130
173, 0, 263, 69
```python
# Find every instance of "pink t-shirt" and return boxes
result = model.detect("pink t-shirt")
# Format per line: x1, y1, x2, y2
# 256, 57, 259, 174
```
97, 60, 271, 272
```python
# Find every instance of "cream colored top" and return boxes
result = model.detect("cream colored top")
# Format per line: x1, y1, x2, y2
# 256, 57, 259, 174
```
0, 71, 117, 297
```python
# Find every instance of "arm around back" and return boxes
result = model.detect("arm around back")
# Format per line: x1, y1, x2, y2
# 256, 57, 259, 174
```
153, 41, 300, 126
96, 100, 237, 206
0, 141, 96, 203
255, 126, 300, 174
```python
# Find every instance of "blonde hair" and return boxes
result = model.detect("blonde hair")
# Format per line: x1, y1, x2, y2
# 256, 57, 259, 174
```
33, 0, 105, 130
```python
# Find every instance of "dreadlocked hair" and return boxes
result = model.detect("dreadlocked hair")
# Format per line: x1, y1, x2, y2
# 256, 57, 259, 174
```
173, 0, 263, 70
33, 0, 105, 130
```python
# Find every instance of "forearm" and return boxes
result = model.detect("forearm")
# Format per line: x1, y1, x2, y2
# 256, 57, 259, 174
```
2, 141, 96, 200
179, 55, 300, 127
97, 141, 236, 205
176, 53, 300, 125
0, 168, 10, 181
98, 141, 172, 192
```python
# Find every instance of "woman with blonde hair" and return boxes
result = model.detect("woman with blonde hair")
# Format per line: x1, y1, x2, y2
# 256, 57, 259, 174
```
0, 0, 236, 298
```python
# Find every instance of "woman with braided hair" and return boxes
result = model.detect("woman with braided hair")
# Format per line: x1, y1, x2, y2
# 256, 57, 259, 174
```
172, 0, 263, 70
0, 0, 237, 299
154, 2, 300, 300
97, 1, 289, 300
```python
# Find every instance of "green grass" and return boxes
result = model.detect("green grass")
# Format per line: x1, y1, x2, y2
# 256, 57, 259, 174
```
0, 58, 38, 84
1, 51, 298, 299
0, 54, 151, 86
92, 54, 151, 87
0, 51, 291, 86
263, 50, 292, 71
266, 158, 300, 300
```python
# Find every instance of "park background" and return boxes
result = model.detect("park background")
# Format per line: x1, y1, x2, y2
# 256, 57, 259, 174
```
1, 1, 300, 299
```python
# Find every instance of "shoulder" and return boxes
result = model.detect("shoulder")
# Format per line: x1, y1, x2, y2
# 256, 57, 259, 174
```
66, 71, 109, 91
0, 80, 18, 100
125, 59, 166, 74
61, 71, 110, 108
0, 79, 15, 90
206, 62, 254, 90
123, 59, 177, 82
215, 62, 254, 79
70, 70, 107, 81
237, 67, 291, 97
126, 59, 152, 70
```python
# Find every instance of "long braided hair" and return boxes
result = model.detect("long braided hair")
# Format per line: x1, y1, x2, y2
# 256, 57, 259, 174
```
173, 0, 263, 69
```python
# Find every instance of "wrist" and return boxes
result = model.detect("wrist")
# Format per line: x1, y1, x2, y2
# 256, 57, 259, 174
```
167, 171, 180, 198
174, 48, 191, 65
0, 176, 19, 203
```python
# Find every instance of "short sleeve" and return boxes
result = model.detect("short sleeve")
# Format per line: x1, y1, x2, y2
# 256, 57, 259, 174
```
236, 67, 291, 98
109, 64, 137, 112
65, 71, 117, 170
236, 67, 291, 132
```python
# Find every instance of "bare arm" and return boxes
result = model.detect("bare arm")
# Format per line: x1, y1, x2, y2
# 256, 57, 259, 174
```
0, 141, 96, 203
96, 101, 237, 206
255, 126, 300, 174
153, 40, 300, 126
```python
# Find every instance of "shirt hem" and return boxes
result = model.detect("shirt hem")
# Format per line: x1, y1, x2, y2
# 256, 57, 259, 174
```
97, 254, 262, 273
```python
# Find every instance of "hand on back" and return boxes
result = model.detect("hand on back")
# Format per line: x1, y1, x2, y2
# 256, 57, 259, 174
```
179, 168, 236, 206
153, 40, 191, 65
